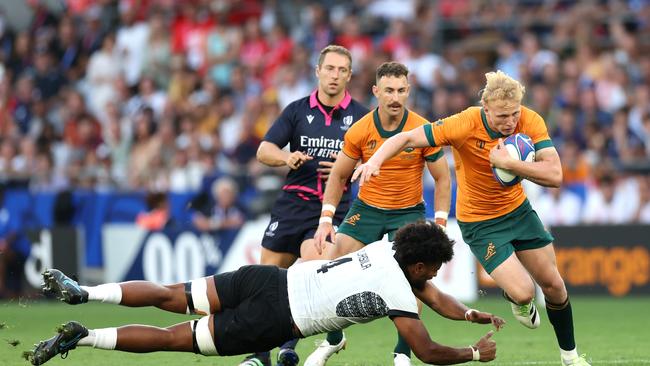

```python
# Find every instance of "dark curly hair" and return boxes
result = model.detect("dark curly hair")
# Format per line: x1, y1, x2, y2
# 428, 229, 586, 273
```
376, 61, 408, 83
393, 220, 455, 267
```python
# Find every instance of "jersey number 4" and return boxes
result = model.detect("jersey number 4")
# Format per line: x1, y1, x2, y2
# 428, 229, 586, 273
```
316, 257, 353, 274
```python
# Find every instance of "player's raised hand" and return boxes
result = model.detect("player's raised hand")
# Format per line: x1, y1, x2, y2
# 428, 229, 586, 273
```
466, 310, 506, 331
489, 138, 511, 168
350, 162, 380, 186
313, 221, 336, 255
286, 151, 313, 170
474, 331, 496, 362
318, 152, 338, 181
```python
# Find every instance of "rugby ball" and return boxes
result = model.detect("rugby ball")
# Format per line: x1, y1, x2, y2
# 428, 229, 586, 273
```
492, 133, 535, 186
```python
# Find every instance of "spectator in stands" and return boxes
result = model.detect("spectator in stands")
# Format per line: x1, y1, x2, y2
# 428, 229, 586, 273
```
379, 19, 411, 62
80, 6, 106, 55
128, 108, 160, 188
33, 48, 66, 101
335, 15, 372, 65
10, 74, 36, 135
102, 103, 131, 188
192, 177, 245, 232
142, 11, 172, 89
582, 173, 638, 224
297, 3, 334, 56
206, 16, 240, 87
136, 191, 172, 231
628, 84, 650, 142
0, 186, 30, 299
535, 187, 583, 227
635, 176, 650, 223
0, 138, 17, 183
495, 36, 524, 82
115, 2, 150, 87
261, 24, 293, 87
127, 76, 168, 120
239, 17, 268, 79
52, 16, 82, 82
13, 136, 37, 182
6, 32, 32, 78
85, 32, 120, 120
30, 151, 66, 192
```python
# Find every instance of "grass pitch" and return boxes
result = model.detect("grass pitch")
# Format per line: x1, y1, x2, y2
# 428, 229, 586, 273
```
1, 296, 648, 365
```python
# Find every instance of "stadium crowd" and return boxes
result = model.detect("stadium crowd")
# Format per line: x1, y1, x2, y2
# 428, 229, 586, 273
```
0, 0, 649, 227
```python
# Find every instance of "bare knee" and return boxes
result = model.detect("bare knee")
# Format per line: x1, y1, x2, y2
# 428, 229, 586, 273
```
331, 234, 364, 258
539, 277, 567, 302
162, 283, 183, 302
508, 289, 535, 305
502, 280, 535, 304
158, 283, 188, 312
260, 248, 296, 268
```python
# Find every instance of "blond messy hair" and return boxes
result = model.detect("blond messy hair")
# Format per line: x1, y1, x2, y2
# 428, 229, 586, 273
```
480, 70, 525, 104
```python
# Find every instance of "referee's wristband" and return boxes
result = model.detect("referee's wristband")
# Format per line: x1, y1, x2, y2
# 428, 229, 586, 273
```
322, 204, 337, 214
469, 345, 480, 361
319, 216, 333, 224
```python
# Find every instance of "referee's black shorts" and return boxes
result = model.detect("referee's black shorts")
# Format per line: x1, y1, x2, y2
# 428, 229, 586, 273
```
261, 193, 348, 256
211, 265, 296, 355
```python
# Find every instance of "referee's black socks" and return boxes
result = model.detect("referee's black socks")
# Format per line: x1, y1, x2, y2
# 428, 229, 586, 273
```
280, 339, 298, 349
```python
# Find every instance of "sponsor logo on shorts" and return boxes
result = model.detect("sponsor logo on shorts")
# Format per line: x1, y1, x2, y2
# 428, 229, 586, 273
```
484, 242, 496, 261
265, 221, 279, 237
345, 213, 361, 226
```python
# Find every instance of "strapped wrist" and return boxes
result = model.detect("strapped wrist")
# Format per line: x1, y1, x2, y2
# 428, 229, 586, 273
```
319, 216, 333, 224
322, 204, 337, 214
434, 211, 448, 229
434, 211, 449, 221
464, 308, 477, 321
469, 345, 480, 361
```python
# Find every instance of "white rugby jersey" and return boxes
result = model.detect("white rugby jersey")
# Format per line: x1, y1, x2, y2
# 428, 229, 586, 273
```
287, 241, 418, 337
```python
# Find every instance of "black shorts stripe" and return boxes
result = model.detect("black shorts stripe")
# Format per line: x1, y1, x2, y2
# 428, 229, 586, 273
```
388, 310, 420, 320
184, 282, 195, 314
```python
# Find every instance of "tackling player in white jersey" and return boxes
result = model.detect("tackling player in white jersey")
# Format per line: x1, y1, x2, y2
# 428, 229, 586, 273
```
27, 221, 504, 365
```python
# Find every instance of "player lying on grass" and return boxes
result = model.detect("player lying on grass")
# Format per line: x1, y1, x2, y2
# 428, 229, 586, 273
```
26, 221, 504, 365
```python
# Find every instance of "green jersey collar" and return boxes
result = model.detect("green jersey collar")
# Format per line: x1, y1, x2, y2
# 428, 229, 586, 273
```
480, 108, 506, 140
373, 108, 409, 138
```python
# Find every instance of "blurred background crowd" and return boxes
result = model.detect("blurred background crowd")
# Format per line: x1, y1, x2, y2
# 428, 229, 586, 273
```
0, 0, 649, 228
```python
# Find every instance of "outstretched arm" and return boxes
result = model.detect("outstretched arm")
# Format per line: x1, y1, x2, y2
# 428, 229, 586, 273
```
351, 126, 430, 186
414, 281, 505, 329
314, 153, 358, 254
426, 158, 451, 227
392, 316, 496, 364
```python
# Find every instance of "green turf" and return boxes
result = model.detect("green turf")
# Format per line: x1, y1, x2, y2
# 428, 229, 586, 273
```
1, 296, 649, 365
